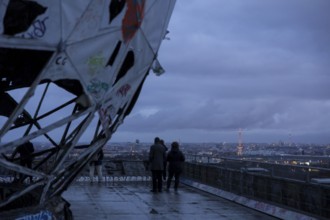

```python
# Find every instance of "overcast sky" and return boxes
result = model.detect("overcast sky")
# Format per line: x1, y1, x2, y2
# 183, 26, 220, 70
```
111, 0, 330, 144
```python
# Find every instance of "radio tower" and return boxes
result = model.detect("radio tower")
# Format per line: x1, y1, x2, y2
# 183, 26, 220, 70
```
237, 128, 243, 156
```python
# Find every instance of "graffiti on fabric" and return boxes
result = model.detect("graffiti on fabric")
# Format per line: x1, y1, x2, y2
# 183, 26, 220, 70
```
20, 17, 49, 39
87, 52, 105, 76
87, 78, 109, 99
122, 0, 146, 42
55, 55, 68, 66
116, 84, 131, 97
16, 210, 52, 220
99, 104, 115, 128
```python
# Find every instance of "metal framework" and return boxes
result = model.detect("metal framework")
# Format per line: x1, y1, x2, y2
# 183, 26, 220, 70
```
0, 0, 176, 217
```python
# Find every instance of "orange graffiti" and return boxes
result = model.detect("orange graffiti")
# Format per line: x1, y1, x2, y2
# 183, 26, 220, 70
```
122, 0, 145, 43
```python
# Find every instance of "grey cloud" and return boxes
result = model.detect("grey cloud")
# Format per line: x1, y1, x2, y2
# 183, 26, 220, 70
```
114, 0, 330, 144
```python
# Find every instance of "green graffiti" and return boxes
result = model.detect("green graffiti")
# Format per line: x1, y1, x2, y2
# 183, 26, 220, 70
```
87, 52, 105, 75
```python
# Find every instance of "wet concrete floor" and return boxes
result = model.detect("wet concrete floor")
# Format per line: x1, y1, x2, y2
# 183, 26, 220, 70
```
63, 181, 279, 220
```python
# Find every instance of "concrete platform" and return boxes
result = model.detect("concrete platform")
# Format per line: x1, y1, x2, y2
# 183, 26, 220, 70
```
63, 181, 279, 220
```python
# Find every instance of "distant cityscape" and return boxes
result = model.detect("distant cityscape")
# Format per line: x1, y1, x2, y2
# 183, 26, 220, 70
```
31, 141, 330, 157
2, 140, 330, 183
67, 141, 330, 169
7, 140, 328, 170
101, 141, 330, 157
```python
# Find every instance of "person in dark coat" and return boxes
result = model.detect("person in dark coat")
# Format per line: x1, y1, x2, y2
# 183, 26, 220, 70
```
149, 137, 166, 192
160, 139, 168, 181
89, 149, 104, 183
166, 141, 185, 192
11, 141, 35, 182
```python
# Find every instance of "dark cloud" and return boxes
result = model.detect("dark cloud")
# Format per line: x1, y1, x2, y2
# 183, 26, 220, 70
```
113, 0, 330, 144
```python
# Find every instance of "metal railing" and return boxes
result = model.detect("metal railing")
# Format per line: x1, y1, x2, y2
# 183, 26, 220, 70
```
185, 154, 330, 182
75, 159, 151, 183
1, 155, 329, 184
182, 160, 330, 219
1, 156, 329, 219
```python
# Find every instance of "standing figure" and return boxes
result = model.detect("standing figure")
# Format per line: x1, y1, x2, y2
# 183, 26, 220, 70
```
89, 149, 104, 183
11, 141, 35, 182
166, 141, 185, 192
160, 139, 168, 181
149, 137, 166, 193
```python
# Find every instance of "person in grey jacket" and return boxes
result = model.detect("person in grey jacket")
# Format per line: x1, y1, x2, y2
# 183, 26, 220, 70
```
166, 141, 185, 192
149, 137, 166, 192
89, 149, 104, 183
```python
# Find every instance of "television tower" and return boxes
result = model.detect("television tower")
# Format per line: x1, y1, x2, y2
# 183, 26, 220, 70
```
237, 128, 243, 156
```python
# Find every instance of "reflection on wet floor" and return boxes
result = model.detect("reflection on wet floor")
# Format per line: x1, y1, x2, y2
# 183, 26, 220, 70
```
63, 181, 279, 220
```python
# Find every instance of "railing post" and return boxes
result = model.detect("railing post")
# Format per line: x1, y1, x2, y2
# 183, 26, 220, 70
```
306, 169, 310, 183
